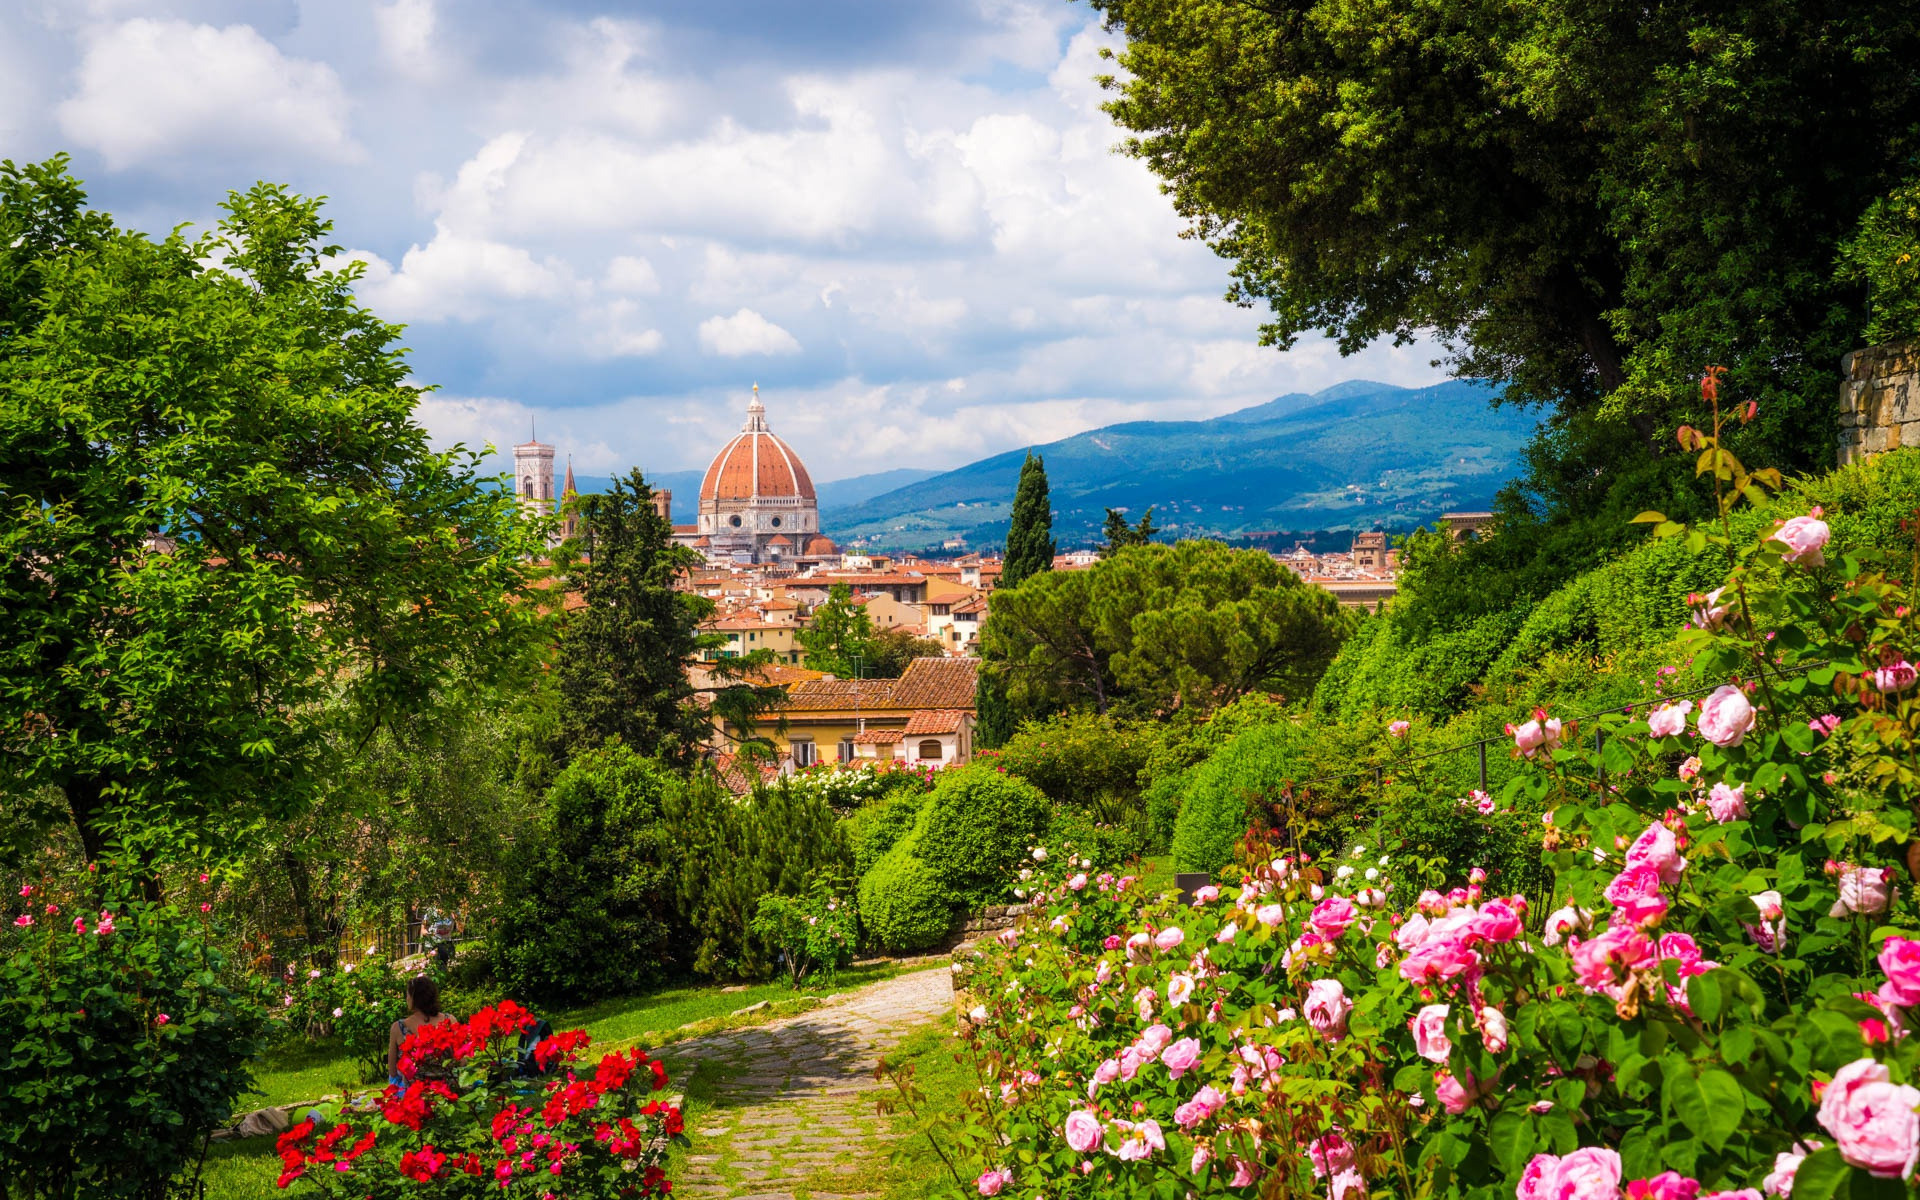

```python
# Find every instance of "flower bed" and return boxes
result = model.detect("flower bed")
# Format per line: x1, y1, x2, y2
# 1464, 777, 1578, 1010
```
927, 405, 1920, 1199
276, 1000, 684, 1197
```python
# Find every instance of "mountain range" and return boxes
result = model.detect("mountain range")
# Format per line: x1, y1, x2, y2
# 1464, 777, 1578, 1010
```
568, 466, 941, 526
820, 379, 1537, 551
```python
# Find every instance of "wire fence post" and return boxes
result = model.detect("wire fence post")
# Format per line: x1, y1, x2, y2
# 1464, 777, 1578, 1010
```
1477, 740, 1488, 791
1596, 726, 1607, 790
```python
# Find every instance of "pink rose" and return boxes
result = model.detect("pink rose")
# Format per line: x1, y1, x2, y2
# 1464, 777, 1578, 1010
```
1543, 905, 1591, 947
1810, 714, 1841, 738
1172, 1084, 1225, 1129
154, 1013, 170, 1027
1138, 1023, 1174, 1055
1160, 1037, 1202, 1079
1155, 926, 1185, 952
1192, 885, 1219, 904
1472, 899, 1524, 944
1479, 1005, 1509, 1052
1399, 939, 1483, 986
1511, 713, 1563, 757
1648, 700, 1694, 738
1067, 873, 1087, 891
1874, 660, 1918, 694
1190, 1144, 1212, 1175
1830, 864, 1896, 918
1625, 820, 1687, 884
1697, 685, 1756, 748
1570, 927, 1656, 990
1088, 1057, 1120, 1095
1679, 755, 1703, 781
1309, 1130, 1355, 1178
1553, 1148, 1624, 1200
1389, 720, 1411, 737
1304, 978, 1352, 1041
1256, 903, 1286, 927
1605, 865, 1670, 927
1329, 1167, 1365, 1200
1106, 1118, 1164, 1162
1396, 914, 1432, 951
1657, 932, 1714, 979
1691, 587, 1732, 630
1517, 1154, 1560, 1200
977, 1168, 1013, 1196
1435, 1068, 1474, 1114
1167, 973, 1195, 1006
1763, 1146, 1819, 1197
1880, 936, 1920, 1006
1817, 1058, 1920, 1178
1627, 1171, 1700, 1200
1063, 1109, 1102, 1153
1771, 514, 1830, 565
1310, 896, 1358, 940
1410, 1003, 1451, 1063
1706, 782, 1749, 823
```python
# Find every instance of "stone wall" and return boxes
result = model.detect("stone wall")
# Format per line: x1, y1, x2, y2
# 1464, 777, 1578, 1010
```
1839, 342, 1920, 465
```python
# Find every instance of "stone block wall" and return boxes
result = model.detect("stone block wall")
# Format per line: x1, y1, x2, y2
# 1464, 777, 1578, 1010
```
1839, 342, 1920, 465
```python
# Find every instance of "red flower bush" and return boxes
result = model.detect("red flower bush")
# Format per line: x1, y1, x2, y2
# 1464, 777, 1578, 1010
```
277, 1002, 683, 1198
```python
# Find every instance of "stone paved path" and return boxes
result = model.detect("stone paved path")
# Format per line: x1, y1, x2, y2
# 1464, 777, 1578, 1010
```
668, 968, 955, 1200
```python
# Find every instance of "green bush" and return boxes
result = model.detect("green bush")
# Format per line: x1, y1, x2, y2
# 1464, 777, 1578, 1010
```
1169, 722, 1319, 872
0, 879, 267, 1200
748, 875, 859, 987
493, 744, 680, 1004
985, 711, 1160, 826
913, 765, 1051, 909
845, 789, 927, 877
856, 837, 955, 953
278, 954, 406, 1081
667, 773, 852, 979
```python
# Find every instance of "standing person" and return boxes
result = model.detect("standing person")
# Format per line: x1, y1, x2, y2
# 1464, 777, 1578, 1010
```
385, 975, 455, 1086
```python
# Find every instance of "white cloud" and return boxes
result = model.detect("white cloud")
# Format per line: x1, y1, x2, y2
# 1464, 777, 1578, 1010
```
698, 308, 801, 357
374, 0, 437, 74
57, 18, 359, 169
603, 255, 660, 294
351, 226, 577, 321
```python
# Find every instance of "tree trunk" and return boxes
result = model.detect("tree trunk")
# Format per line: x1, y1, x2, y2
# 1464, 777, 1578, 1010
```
283, 849, 340, 968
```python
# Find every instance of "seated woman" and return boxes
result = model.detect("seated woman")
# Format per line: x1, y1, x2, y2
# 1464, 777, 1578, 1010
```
385, 975, 456, 1088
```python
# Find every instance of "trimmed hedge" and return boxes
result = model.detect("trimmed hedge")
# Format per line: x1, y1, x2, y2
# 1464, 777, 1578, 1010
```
857, 836, 954, 953
914, 765, 1051, 909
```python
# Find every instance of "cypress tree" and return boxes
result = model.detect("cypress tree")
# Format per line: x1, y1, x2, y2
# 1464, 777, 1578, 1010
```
1002, 452, 1055, 588
556, 469, 714, 765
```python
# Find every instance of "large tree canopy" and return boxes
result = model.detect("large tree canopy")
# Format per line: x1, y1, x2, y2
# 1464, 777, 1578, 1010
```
0, 159, 545, 864
982, 540, 1354, 719
1089, 0, 1920, 520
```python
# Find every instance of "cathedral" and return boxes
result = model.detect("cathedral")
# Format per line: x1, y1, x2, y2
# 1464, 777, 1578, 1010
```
693, 385, 826, 563
512, 386, 831, 564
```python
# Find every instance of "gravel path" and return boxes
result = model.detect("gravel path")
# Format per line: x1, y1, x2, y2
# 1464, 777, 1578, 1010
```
669, 968, 955, 1200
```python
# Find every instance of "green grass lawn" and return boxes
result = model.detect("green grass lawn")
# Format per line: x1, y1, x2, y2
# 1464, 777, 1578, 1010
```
1128, 852, 1180, 899
872, 1014, 985, 1200
198, 963, 912, 1200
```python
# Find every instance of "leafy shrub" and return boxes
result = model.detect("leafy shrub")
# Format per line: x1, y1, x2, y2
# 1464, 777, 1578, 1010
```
1169, 722, 1314, 872
1837, 175, 1920, 343
1138, 695, 1294, 848
279, 954, 407, 1081
912, 765, 1051, 909
857, 838, 955, 953
278, 1000, 683, 1197
666, 772, 851, 979
0, 880, 267, 1200
775, 760, 937, 812
845, 789, 927, 877
493, 745, 680, 1004
748, 876, 859, 987
983, 711, 1160, 827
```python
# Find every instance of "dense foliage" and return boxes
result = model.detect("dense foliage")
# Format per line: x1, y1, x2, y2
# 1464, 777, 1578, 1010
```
1002, 452, 1056, 589
0, 158, 543, 866
797, 584, 945, 678
983, 541, 1354, 721
1086, 0, 1920, 586
0, 878, 267, 1200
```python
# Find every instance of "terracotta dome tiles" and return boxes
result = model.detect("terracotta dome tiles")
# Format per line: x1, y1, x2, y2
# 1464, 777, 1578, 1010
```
699, 431, 816, 501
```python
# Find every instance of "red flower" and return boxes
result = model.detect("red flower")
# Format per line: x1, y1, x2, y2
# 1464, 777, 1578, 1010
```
398, 1144, 448, 1182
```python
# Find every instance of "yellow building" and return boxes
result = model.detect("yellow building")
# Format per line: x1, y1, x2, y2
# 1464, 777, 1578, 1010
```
711, 656, 978, 769
701, 614, 805, 664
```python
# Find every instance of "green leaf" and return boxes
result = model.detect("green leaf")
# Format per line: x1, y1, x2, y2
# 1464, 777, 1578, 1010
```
1694, 1068, 1745, 1149
1687, 972, 1723, 1026
1487, 1110, 1535, 1178
1631, 510, 1669, 524
1790, 1148, 1851, 1200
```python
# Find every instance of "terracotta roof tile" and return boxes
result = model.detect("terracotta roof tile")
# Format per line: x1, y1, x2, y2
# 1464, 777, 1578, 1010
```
903, 709, 966, 735
852, 728, 903, 744
888, 658, 978, 709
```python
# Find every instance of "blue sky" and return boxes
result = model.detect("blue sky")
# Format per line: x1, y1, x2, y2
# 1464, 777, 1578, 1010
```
0, 0, 1445, 482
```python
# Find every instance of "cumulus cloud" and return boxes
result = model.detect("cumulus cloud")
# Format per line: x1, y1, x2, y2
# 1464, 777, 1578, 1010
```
57, 18, 360, 169
698, 308, 801, 357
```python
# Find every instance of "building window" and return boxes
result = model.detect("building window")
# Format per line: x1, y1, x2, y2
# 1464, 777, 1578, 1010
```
771, 516, 782, 527
522, 479, 533, 498
792, 740, 817, 768
838, 737, 855, 762
729, 514, 742, 527
918, 740, 944, 761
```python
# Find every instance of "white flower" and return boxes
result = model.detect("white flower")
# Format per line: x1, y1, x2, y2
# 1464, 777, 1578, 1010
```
343, 964, 354, 974
1032, 848, 1048, 862
1335, 865, 1355, 880
332, 1007, 344, 1018
1378, 855, 1390, 866
1351, 845, 1367, 856
1364, 868, 1379, 881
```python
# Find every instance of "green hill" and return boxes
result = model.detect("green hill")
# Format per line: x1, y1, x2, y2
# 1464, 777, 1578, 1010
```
823, 380, 1536, 550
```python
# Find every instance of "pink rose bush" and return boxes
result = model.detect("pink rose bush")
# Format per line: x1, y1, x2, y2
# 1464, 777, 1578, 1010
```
914, 500, 1920, 1200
